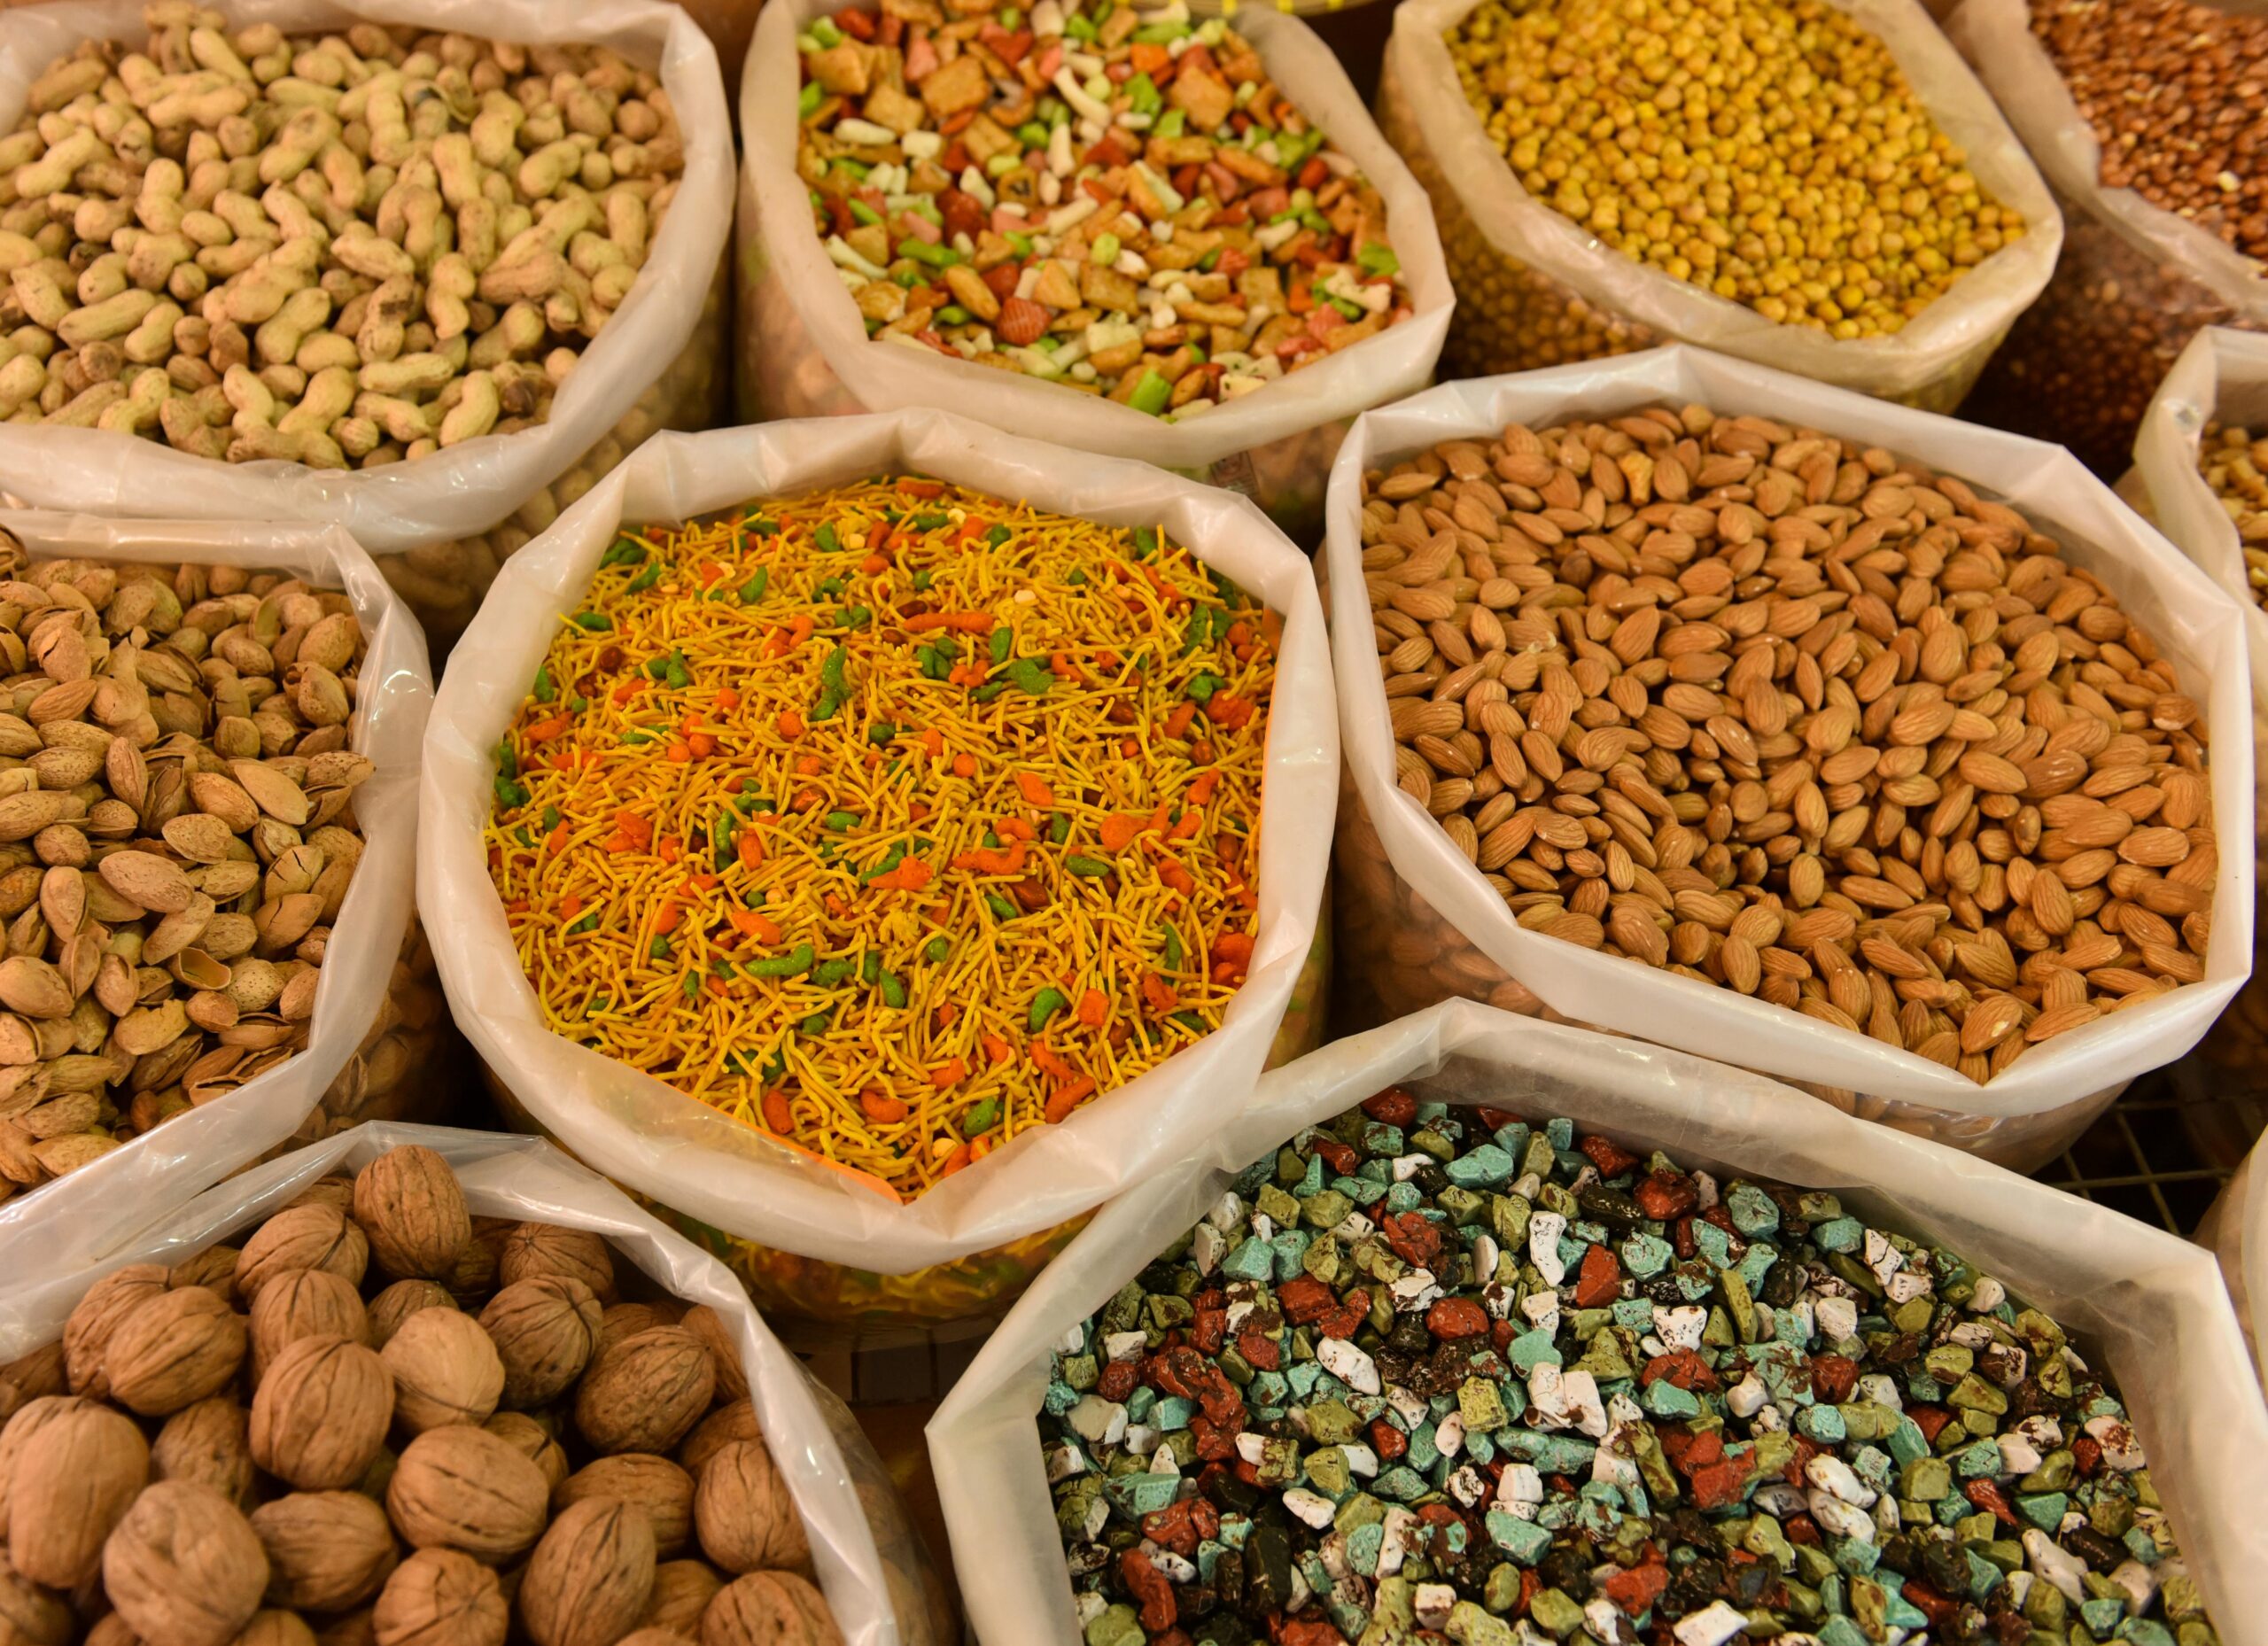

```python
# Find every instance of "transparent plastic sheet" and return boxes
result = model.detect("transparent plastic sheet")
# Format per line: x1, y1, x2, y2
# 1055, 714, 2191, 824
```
2196, 1145, 2264, 1384
1949, 0, 2268, 477
0, 0, 735, 638
288, 918, 456, 1145
1323, 346, 2257, 1171
1376, 0, 2062, 410
0, 511, 430, 1269
0, 1121, 936, 1646
927, 999, 2268, 1646
734, 0, 1453, 545
422, 411, 1337, 1339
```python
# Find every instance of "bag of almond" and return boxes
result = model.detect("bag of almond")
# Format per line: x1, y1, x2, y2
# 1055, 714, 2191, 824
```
1326, 343, 2255, 1172
0, 512, 429, 1276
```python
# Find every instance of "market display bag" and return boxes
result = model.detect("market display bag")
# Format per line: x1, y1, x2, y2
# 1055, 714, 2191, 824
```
1325, 345, 2256, 1172
2199, 1145, 2265, 1386
0, 1121, 937, 1646
735, 0, 1452, 543
0, 0, 735, 635
1951, 0, 2268, 477
1376, 0, 2061, 412
422, 409, 1336, 1342
927, 998, 2268, 1644
0, 513, 426, 1277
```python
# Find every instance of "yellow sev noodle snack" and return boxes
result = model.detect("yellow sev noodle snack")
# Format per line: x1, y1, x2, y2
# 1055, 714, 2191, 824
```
484, 477, 1273, 1200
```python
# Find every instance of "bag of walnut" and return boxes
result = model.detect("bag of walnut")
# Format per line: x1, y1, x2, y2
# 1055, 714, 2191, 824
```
0, 0, 735, 639
1951, 0, 2268, 477
0, 1122, 944, 1646
0, 511, 431, 1284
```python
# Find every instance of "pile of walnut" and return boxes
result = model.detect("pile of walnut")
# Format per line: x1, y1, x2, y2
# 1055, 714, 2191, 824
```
0, 4, 686, 467
0, 1144, 843, 1646
0, 540, 377, 1195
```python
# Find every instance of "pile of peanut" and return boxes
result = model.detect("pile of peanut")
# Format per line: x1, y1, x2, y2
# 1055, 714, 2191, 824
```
0, 536, 375, 1196
0, 4, 685, 468
0, 1144, 843, 1646
1362, 405, 2217, 1084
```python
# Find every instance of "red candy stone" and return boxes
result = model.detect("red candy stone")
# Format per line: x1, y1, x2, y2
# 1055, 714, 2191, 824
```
1119, 1549, 1177, 1633
1964, 1479, 2018, 1525
1573, 1246, 1621, 1308
1277, 1277, 1333, 1325
1371, 1419, 1408, 1461
1634, 1169, 1698, 1220
1315, 1288, 1370, 1341
1097, 1358, 1138, 1401
1578, 1133, 1639, 1177
1311, 1137, 1359, 1176
1425, 1297, 1489, 1340
1382, 1211, 1444, 1269
1237, 1330, 1281, 1371
1362, 1086, 1417, 1126
1689, 1457, 1749, 1510
1604, 1560, 1668, 1614
1809, 1354, 1859, 1404
1908, 1405, 1955, 1444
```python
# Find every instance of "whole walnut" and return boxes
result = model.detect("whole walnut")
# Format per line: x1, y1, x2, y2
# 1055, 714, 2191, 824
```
8, 1401, 150, 1586
480, 1413, 567, 1493
700, 1572, 841, 1646
442, 1238, 500, 1310
368, 1282, 454, 1350
63, 1264, 170, 1397
0, 1395, 91, 1524
0, 1548, 68, 1646
251, 1336, 392, 1491
692, 1440, 807, 1576
105, 1287, 249, 1417
676, 1404, 760, 1478
555, 1456, 693, 1557
0, 1343, 64, 1401
235, 1207, 368, 1302
85, 1613, 139, 1646
250, 1491, 398, 1611
478, 1279, 601, 1409
675, 1309, 748, 1406
498, 1226, 615, 1303
153, 1397, 255, 1510
316, 1612, 375, 1646
381, 1308, 503, 1434
102, 1480, 269, 1646
287, 1176, 357, 1215
575, 1330, 714, 1456
167, 1247, 243, 1306
518, 1501, 656, 1646
594, 1305, 675, 1360
249, 1269, 369, 1381
353, 1147, 471, 1282
372, 1548, 506, 1646
641, 1562, 722, 1637
386, 1425, 548, 1564
617, 1633, 691, 1646
234, 1611, 319, 1646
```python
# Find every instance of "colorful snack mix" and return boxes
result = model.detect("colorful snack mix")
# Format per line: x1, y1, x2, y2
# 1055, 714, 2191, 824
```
485, 478, 1273, 1200
794, 0, 1414, 416
1040, 1091, 2221, 1645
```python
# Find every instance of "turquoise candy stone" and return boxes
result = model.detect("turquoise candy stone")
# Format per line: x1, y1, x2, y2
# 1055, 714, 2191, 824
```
1727, 1182, 1781, 1236
1612, 1297, 1655, 1331
2081, 1599, 2127, 1635
1347, 1521, 1385, 1577
1446, 1145, 1517, 1189
1044, 1379, 1082, 1416
1815, 1216, 1865, 1253
1819, 1617, 1869, 1646
1887, 1417, 1930, 1465
1222, 1238, 1275, 1281
1954, 1439, 2005, 1479
1485, 1510, 1552, 1564
2115, 1623, 2176, 1646
1103, 1471, 1180, 1518
1374, 1466, 1429, 1502
2017, 1493, 2070, 1531
1510, 1326, 1562, 1373
1383, 1182, 1423, 1215
1153, 1397, 1193, 1431
1643, 1378, 1700, 1419
1693, 1221, 1734, 1269
1622, 1231, 1673, 1277
1797, 1404, 1847, 1444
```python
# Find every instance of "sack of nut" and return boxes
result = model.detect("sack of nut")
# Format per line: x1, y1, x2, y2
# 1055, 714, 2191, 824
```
927, 999, 2268, 1644
737, 0, 1452, 545
1951, 0, 2268, 478
0, 511, 428, 1278
0, 1122, 941, 1646
0, 0, 734, 638
1375, 0, 2062, 414
1325, 343, 2256, 1172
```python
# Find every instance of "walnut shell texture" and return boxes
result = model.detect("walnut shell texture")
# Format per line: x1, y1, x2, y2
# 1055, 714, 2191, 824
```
575, 1330, 713, 1456
386, 1425, 548, 1563
152, 1397, 255, 1510
353, 1147, 471, 1282
674, 1309, 747, 1407
479, 1413, 567, 1493
103, 1481, 269, 1646
0, 1395, 90, 1525
105, 1288, 247, 1417
234, 1611, 319, 1646
62, 1265, 170, 1399
699, 1572, 841, 1646
0, 1547, 71, 1646
248, 1269, 368, 1382
640, 1562, 722, 1638
250, 1491, 397, 1611
251, 1336, 392, 1491
555, 1455, 692, 1557
9, 1401, 150, 1587
674, 1404, 759, 1479
366, 1281, 454, 1350
235, 1207, 368, 1303
372, 1548, 506, 1646
380, 1308, 502, 1434
498, 1226, 615, 1304
692, 1440, 806, 1576
478, 1278, 600, 1410
518, 1500, 655, 1646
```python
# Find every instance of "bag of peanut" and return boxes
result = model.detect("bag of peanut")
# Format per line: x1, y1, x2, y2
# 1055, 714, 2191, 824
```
0, 511, 429, 1277
738, 0, 1451, 545
1377, 0, 2061, 414
0, 1121, 942, 1646
1327, 344, 2256, 1173
0, 0, 735, 638
1951, 0, 2268, 477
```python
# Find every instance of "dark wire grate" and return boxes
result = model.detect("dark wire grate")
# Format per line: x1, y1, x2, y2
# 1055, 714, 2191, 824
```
2032, 1068, 2263, 1237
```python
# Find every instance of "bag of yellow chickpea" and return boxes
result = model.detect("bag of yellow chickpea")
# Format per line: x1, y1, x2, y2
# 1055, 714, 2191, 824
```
1951, 0, 2268, 477
1379, 0, 2061, 413
0, 512, 430, 1279
1326, 344, 2256, 1175
0, 0, 735, 639
739, 0, 1453, 545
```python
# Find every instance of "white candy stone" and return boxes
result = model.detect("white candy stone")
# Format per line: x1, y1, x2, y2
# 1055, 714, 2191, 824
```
1388, 1386, 1430, 1427
1808, 1493, 1876, 1542
1150, 1441, 1179, 1474
1753, 1404, 1787, 1433
1520, 1291, 1561, 1332
1607, 1391, 1643, 1429
1472, 1233, 1500, 1280
1124, 1425, 1160, 1456
1249, 1213, 1276, 1242
1332, 1210, 1376, 1244
1445, 1465, 1487, 1507
1886, 1271, 1933, 1304
2024, 1528, 2090, 1604
1393, 1153, 1431, 1182
1045, 1443, 1086, 1482
1858, 1374, 1903, 1411
1340, 1443, 1379, 1478
1562, 1370, 1608, 1437
1590, 1435, 1642, 1494
2085, 1414, 2146, 1471
1236, 1432, 1268, 1464
2007, 1572, 2034, 1607
1067, 1396, 1126, 1447
1076, 1593, 1107, 1627
1483, 1281, 1517, 1321
1154, 1550, 1198, 1584
2016, 1415, 2064, 1450
1319, 1533, 1350, 1583
1414, 1584, 1456, 1632
1752, 1482, 1806, 1517
1529, 1211, 1568, 1285
1378, 1507, 1419, 1577
1653, 1305, 1707, 1351
1207, 1192, 1243, 1231
1673, 1600, 1751, 1646
2109, 1559, 2157, 1615
1814, 1296, 1860, 1343
1805, 1454, 1876, 1507
1511, 1172, 1543, 1200
1584, 1600, 1624, 1643
1319, 1337, 1381, 1394
1391, 1269, 1444, 1313
1057, 1321, 1089, 1356
1104, 1331, 1147, 1362
1973, 1276, 2007, 1312
1498, 1464, 1545, 1509
1694, 1171, 1719, 1210
1727, 1373, 1768, 1418
1434, 1415, 1466, 1458
1997, 1432, 2043, 1477
1192, 1223, 1226, 1276
1283, 1488, 1337, 1529
1526, 1364, 1565, 1427
1948, 1320, 1996, 1350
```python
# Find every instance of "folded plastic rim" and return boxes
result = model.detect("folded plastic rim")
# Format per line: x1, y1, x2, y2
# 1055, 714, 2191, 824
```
421, 410, 1338, 1277
1324, 344, 2257, 1117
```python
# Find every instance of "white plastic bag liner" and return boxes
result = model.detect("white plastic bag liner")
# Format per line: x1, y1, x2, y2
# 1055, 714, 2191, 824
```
737, 0, 1452, 538
2199, 1145, 2266, 1385
1325, 345, 2256, 1169
1379, 0, 2060, 409
928, 999, 2268, 1646
0, 512, 428, 1273
0, 0, 734, 601
422, 411, 1336, 1286
0, 1122, 930, 1646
